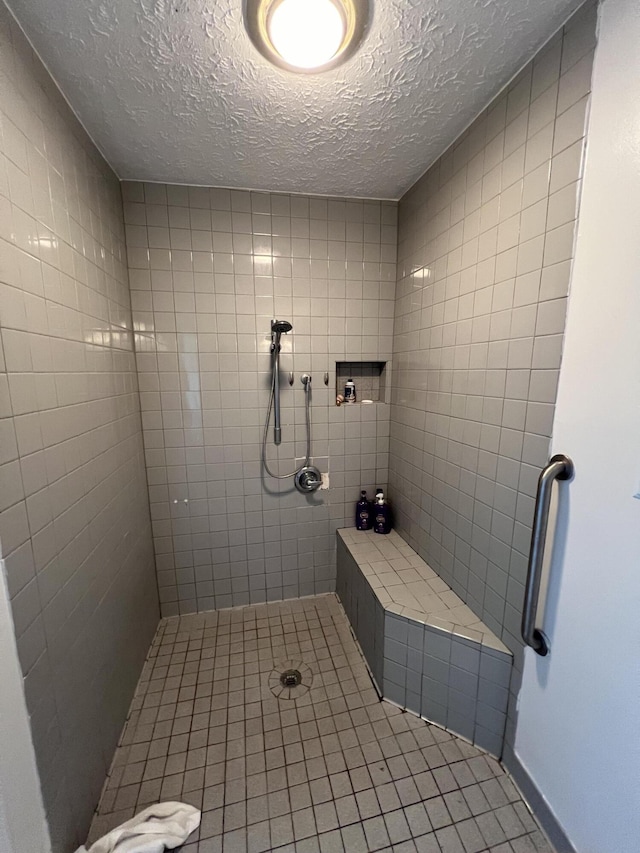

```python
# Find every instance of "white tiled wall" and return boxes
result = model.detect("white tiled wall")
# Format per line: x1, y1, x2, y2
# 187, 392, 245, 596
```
0, 5, 159, 850
124, 183, 397, 616
389, 2, 596, 750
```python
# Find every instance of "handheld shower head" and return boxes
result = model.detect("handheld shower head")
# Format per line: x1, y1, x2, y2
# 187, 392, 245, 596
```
269, 320, 293, 445
272, 319, 293, 335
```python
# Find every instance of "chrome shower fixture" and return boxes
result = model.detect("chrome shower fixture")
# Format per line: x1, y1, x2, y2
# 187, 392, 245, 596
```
294, 465, 322, 493
270, 319, 292, 445
271, 319, 292, 345
262, 320, 320, 492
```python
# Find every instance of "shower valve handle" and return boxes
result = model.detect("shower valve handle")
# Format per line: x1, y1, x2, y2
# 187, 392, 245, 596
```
295, 465, 322, 493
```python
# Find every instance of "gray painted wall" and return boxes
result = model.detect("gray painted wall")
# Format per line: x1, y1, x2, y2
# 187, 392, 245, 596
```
0, 562, 51, 853
389, 1, 596, 751
0, 5, 159, 850
124, 182, 397, 616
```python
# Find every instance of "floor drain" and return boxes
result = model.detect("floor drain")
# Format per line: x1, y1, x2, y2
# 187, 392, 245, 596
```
280, 669, 302, 688
269, 660, 312, 699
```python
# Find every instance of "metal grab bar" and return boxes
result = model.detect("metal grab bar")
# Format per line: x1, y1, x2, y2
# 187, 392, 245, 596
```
522, 454, 574, 656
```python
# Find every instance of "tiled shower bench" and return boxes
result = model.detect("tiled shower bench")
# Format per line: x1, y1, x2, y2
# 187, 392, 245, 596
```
336, 528, 513, 758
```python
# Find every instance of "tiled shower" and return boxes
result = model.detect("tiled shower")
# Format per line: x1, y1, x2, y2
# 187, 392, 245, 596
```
125, 182, 396, 615
0, 1, 597, 852
0, 5, 159, 843
389, 4, 595, 763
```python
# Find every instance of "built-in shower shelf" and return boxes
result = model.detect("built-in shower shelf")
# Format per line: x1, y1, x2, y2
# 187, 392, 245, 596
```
336, 361, 388, 404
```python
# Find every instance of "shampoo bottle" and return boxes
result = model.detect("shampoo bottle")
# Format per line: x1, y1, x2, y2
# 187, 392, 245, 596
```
344, 378, 356, 403
374, 491, 392, 535
355, 490, 372, 531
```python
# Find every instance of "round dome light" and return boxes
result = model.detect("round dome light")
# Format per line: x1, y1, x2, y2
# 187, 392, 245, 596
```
245, 0, 368, 73
268, 0, 345, 69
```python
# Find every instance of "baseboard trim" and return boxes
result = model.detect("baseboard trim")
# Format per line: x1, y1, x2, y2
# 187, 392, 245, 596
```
502, 743, 577, 853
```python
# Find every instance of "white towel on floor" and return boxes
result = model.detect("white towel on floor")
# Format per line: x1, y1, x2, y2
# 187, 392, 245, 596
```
75, 802, 201, 853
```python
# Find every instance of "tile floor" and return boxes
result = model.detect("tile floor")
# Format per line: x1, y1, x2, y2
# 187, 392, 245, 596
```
88, 595, 552, 853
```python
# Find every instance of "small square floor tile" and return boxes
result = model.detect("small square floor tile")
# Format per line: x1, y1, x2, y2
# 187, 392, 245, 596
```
86, 596, 554, 853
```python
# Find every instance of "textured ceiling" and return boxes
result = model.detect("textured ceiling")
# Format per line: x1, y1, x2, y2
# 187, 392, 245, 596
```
7, 0, 584, 198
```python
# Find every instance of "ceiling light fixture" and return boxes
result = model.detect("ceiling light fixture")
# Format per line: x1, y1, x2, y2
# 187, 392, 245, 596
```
245, 0, 368, 73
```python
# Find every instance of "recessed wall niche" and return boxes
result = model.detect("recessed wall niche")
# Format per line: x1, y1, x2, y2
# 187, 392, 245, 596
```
336, 361, 388, 403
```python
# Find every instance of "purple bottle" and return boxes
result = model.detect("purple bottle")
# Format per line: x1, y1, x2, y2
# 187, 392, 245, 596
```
355, 490, 372, 530
374, 491, 392, 534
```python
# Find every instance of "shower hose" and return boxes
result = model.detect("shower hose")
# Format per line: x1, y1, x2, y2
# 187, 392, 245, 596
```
261, 369, 311, 479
